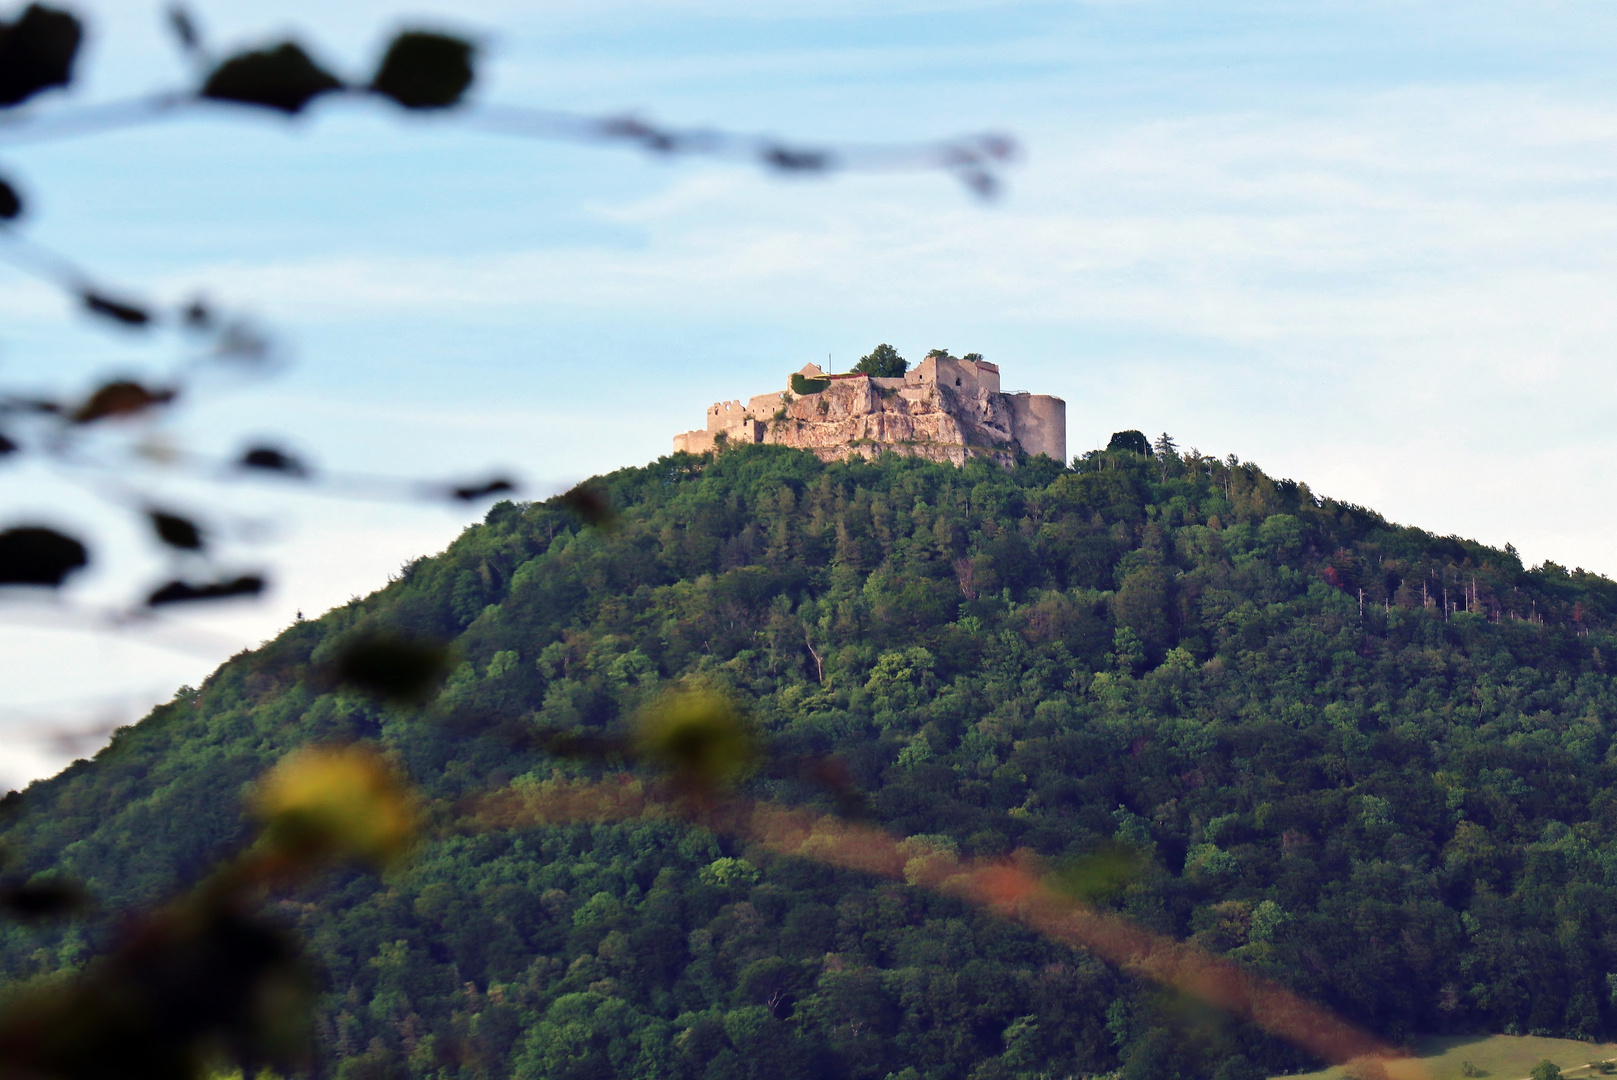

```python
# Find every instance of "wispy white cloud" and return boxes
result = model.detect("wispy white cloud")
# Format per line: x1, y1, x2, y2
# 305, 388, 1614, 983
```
166, 84, 1617, 356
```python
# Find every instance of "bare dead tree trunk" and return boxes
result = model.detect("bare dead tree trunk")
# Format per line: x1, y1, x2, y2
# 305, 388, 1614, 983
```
805, 630, 824, 684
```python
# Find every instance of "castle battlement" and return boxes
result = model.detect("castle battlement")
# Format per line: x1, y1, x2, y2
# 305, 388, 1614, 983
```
673, 356, 1065, 467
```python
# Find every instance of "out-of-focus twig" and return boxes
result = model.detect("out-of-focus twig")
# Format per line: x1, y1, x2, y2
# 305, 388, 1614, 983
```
0, 92, 1017, 198
465, 775, 1418, 1077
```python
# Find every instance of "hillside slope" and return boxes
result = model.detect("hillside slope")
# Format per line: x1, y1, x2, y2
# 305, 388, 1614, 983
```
5, 443, 1617, 1080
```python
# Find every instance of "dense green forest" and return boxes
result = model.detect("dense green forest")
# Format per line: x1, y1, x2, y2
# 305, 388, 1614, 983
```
5, 440, 1617, 1080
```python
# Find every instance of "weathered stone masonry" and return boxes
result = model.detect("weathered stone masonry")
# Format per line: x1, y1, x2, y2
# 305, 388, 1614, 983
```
673, 355, 1066, 467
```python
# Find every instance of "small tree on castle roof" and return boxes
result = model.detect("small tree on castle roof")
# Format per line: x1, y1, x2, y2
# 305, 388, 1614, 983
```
854, 343, 908, 378
925, 347, 951, 360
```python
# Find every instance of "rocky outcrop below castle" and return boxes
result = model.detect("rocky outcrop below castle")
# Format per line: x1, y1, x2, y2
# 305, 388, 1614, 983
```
672, 355, 1065, 467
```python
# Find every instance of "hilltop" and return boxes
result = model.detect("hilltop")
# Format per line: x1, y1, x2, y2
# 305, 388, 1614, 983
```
3, 441, 1617, 1080
673, 353, 1065, 467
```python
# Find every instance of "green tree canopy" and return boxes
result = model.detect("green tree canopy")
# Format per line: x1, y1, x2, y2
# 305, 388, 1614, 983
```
8, 444, 1617, 1080
853, 343, 907, 378
1107, 429, 1151, 455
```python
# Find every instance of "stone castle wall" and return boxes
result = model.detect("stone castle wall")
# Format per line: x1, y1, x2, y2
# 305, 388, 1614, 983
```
672, 356, 1066, 467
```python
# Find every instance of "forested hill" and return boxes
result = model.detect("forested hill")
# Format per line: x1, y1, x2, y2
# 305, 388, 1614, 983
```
6, 442, 1617, 1080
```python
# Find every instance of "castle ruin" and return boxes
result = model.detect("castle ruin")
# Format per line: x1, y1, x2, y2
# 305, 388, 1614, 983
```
672, 354, 1065, 467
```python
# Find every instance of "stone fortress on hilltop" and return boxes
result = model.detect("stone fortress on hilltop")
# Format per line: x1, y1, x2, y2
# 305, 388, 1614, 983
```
672, 353, 1065, 467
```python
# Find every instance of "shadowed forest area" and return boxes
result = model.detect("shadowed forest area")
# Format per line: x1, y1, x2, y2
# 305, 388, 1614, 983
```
4, 442, 1617, 1079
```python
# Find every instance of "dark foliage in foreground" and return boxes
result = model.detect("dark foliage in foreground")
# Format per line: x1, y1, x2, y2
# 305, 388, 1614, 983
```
4, 443, 1617, 1079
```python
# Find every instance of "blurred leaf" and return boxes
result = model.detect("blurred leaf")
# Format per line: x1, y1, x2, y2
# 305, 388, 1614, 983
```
0, 880, 87, 922
211, 319, 271, 361
252, 745, 418, 868
560, 482, 618, 530
0, 430, 17, 457
80, 290, 152, 327
133, 434, 180, 465
201, 42, 343, 115
452, 476, 515, 501
238, 444, 308, 477
0, 901, 314, 1080
961, 169, 997, 199
148, 510, 203, 551
634, 687, 756, 795
603, 116, 677, 152
8, 396, 60, 415
165, 4, 200, 55
1049, 843, 1147, 904
72, 380, 175, 423
795, 754, 872, 820
181, 296, 211, 329
371, 30, 474, 110
980, 133, 1017, 160
762, 145, 830, 171
146, 574, 264, 606
531, 724, 628, 762
332, 633, 451, 703
0, 525, 88, 586
0, 177, 21, 220
0, 4, 81, 108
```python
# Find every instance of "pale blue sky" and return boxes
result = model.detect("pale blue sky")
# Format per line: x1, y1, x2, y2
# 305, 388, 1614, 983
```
4, 0, 1617, 783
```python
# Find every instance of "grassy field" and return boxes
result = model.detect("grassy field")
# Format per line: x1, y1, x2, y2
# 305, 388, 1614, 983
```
1275, 1034, 1617, 1080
